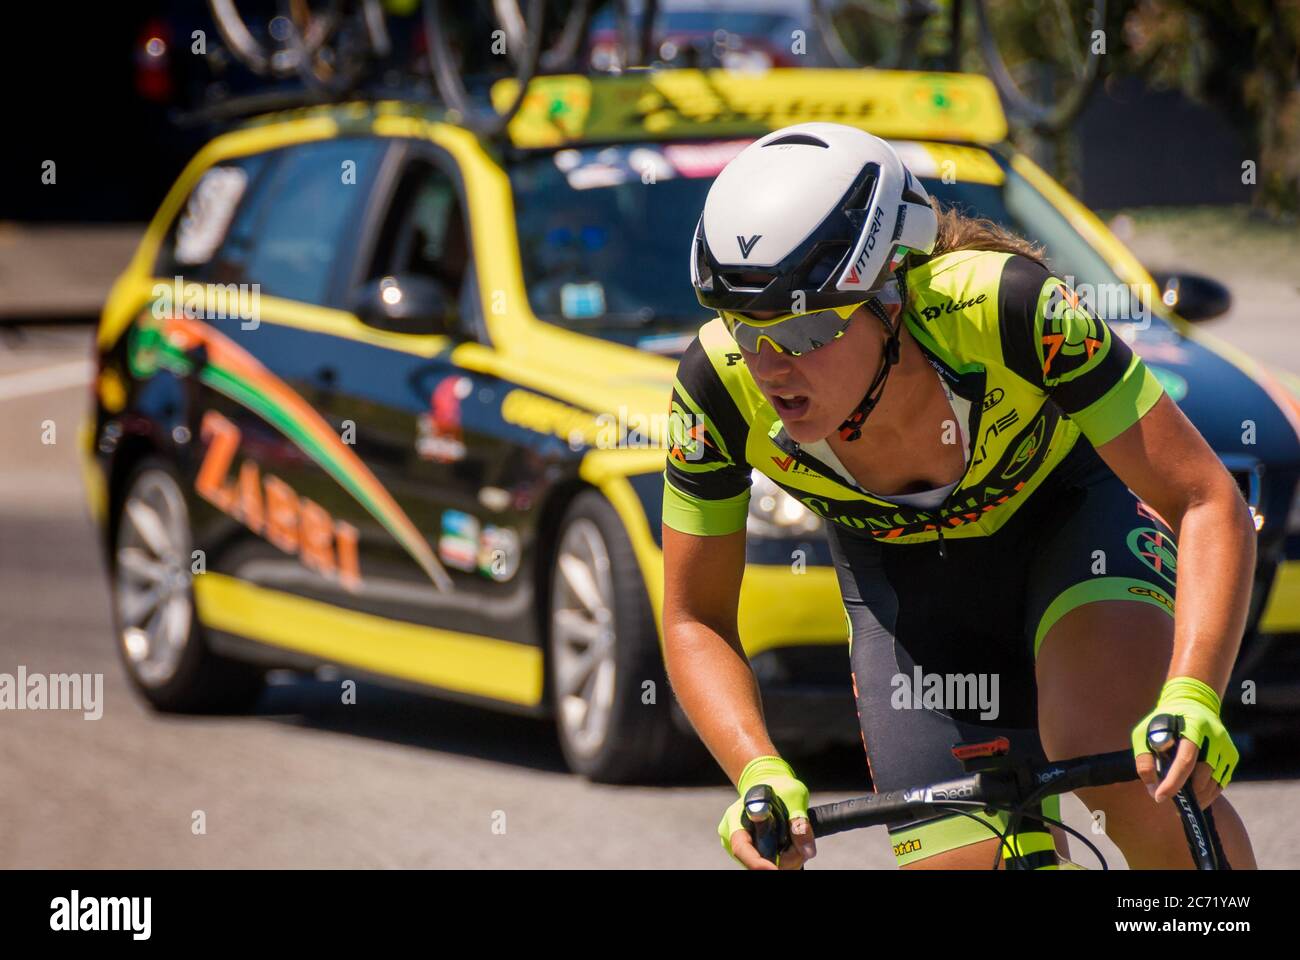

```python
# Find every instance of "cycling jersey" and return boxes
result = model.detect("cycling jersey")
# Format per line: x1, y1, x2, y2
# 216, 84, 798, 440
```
662, 250, 1166, 544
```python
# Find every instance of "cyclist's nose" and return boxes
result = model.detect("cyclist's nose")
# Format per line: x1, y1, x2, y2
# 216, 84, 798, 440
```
745, 340, 792, 378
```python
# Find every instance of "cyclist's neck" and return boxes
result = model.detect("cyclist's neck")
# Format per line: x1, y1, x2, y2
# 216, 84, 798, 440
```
823, 320, 963, 484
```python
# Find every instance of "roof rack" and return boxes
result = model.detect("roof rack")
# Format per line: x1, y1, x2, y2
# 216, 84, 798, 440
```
193, 0, 1098, 144
172, 88, 344, 130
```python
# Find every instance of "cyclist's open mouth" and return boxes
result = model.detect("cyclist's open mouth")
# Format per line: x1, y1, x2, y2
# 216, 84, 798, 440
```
772, 394, 810, 419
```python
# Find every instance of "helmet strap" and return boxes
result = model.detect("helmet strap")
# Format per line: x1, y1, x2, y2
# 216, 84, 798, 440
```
836, 267, 908, 443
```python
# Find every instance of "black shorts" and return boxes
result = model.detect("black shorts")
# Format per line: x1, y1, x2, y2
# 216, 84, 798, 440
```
828, 441, 1178, 867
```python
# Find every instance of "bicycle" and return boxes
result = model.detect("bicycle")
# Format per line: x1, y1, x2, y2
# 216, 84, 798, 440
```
809, 0, 1107, 135
742, 714, 1231, 870
208, 0, 393, 95
208, 0, 642, 135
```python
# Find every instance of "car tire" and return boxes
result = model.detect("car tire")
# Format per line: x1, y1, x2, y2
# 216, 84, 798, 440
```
548, 490, 707, 784
111, 458, 264, 713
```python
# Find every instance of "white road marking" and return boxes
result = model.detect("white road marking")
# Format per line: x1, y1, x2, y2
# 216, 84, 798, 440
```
0, 360, 94, 401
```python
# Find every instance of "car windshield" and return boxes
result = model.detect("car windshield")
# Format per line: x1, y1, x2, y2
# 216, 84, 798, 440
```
508, 140, 1149, 351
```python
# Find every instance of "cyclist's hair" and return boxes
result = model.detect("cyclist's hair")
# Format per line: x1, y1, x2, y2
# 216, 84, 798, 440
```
911, 197, 1046, 265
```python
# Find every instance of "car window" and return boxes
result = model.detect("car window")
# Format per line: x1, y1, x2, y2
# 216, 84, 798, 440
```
239, 138, 384, 305
155, 153, 271, 280
508, 139, 1158, 351
365, 156, 476, 336
510, 142, 722, 348
368, 159, 467, 290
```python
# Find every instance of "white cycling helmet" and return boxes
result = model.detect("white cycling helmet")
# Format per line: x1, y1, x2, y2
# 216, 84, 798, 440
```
690, 122, 938, 314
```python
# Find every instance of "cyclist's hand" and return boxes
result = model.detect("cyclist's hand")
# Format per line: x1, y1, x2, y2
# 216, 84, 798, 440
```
725, 814, 816, 870
718, 756, 815, 869
1131, 676, 1238, 808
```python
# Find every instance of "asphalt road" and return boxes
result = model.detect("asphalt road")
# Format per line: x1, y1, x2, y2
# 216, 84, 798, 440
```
1, 324, 1298, 869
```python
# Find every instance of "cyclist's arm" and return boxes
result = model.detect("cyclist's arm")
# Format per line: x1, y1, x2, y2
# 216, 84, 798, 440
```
997, 254, 1255, 695
662, 523, 780, 783
660, 339, 779, 783
1093, 394, 1256, 695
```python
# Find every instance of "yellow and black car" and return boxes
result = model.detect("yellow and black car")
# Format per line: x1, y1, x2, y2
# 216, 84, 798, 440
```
84, 68, 1300, 781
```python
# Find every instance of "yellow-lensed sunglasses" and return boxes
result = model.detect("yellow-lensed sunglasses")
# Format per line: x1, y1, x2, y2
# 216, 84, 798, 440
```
720, 300, 868, 356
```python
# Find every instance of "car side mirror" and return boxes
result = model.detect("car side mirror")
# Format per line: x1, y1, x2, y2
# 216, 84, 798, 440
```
351, 274, 455, 335
1149, 271, 1232, 322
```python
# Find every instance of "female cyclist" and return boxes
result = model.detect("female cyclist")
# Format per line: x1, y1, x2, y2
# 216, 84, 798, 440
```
661, 122, 1258, 869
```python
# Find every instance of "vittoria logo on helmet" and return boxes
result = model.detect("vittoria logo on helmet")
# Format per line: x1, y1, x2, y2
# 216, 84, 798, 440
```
853, 207, 886, 274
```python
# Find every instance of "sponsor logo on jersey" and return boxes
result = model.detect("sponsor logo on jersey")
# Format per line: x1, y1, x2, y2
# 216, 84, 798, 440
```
918, 292, 987, 322
999, 412, 1047, 480
797, 480, 1028, 538
1041, 283, 1106, 383
892, 838, 923, 858
769, 453, 818, 476
667, 400, 717, 463
1128, 584, 1174, 612
1128, 526, 1178, 589
973, 409, 1021, 468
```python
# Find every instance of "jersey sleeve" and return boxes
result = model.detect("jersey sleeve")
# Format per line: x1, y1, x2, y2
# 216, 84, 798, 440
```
996, 254, 1165, 446
662, 335, 753, 536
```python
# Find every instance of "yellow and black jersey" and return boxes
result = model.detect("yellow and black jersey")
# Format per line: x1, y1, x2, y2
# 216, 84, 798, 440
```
663, 249, 1166, 543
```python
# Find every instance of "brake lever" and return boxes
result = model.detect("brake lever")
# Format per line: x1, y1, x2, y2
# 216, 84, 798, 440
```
741, 783, 792, 867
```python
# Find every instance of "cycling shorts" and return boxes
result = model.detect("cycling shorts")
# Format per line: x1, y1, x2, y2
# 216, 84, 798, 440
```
829, 441, 1178, 868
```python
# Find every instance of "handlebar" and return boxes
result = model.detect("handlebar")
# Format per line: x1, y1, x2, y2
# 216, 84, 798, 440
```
742, 714, 1229, 869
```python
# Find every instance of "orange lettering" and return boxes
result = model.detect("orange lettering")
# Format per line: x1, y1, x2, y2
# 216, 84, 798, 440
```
298, 497, 337, 579
335, 521, 361, 593
263, 474, 300, 553
196, 411, 240, 512
237, 459, 264, 534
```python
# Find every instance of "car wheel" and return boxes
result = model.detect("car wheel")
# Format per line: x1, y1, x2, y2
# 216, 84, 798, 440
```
112, 458, 263, 713
548, 490, 706, 783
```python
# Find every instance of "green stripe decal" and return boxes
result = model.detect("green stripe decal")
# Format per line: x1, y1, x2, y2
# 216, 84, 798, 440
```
1034, 576, 1175, 658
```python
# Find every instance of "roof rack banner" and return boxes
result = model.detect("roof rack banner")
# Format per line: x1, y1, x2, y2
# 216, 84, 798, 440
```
493, 69, 1008, 149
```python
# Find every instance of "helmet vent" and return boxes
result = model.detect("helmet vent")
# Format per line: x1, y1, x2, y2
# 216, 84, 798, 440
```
841, 162, 881, 212
763, 133, 829, 148
901, 170, 930, 206
802, 243, 851, 290
720, 269, 777, 291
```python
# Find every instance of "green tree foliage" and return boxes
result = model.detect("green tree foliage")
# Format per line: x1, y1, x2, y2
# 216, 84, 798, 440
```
1120, 0, 1299, 216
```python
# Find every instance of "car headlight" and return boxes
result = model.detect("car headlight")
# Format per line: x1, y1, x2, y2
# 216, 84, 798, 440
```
746, 470, 823, 538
